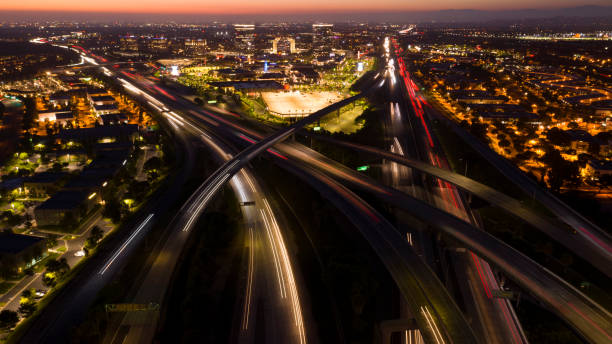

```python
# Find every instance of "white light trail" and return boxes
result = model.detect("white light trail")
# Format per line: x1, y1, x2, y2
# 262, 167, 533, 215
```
242, 226, 255, 330
421, 306, 445, 344
393, 137, 405, 156
182, 173, 231, 232
98, 214, 154, 275
261, 198, 306, 344
148, 101, 162, 112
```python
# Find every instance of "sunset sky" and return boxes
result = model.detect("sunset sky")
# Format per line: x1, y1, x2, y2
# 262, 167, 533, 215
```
0, 0, 608, 14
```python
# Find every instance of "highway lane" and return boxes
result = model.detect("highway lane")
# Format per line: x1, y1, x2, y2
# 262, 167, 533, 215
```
412, 75, 612, 278
305, 134, 612, 277
382, 69, 471, 343
150, 77, 481, 342
175, 84, 610, 344
117, 57, 609, 343
274, 141, 612, 344
387, 45, 527, 344
99, 78, 308, 344
274, 159, 479, 344
382, 45, 525, 344
173, 70, 610, 344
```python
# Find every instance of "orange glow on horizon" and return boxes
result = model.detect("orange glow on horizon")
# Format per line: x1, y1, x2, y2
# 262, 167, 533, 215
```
0, 0, 605, 14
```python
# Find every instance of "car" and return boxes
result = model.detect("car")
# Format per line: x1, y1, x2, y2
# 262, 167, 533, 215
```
74, 249, 85, 257
34, 289, 46, 298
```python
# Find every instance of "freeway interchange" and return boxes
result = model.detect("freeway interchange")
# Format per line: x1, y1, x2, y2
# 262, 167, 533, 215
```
19, 39, 612, 344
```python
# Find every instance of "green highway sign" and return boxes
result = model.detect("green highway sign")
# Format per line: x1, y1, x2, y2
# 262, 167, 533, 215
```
105, 303, 160, 312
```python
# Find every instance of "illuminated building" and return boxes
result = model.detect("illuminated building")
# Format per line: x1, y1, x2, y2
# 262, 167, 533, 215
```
234, 24, 255, 52
271, 37, 296, 54
312, 23, 333, 49
184, 39, 207, 55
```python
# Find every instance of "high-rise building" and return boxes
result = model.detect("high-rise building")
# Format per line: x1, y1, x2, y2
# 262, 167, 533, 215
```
312, 23, 333, 49
119, 36, 139, 51
184, 39, 207, 55
271, 37, 296, 54
147, 37, 170, 52
233, 24, 255, 52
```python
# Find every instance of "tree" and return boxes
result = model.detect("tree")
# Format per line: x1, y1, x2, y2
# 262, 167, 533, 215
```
146, 166, 160, 181
543, 149, 579, 191
103, 197, 122, 224
85, 226, 104, 249
143, 157, 162, 172
21, 288, 35, 299
18, 299, 37, 317
546, 127, 571, 147
0, 310, 19, 329
45, 257, 69, 276
90, 226, 103, 244
46, 236, 58, 249
498, 139, 511, 148
127, 180, 150, 200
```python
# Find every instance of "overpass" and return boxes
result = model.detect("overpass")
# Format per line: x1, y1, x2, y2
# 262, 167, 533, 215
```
180, 95, 612, 344
173, 80, 483, 343
270, 141, 612, 344
423, 97, 612, 280
305, 134, 612, 278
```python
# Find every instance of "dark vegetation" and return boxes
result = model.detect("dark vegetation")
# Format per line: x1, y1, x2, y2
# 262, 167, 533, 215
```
0, 41, 78, 80
158, 200, 241, 343
253, 157, 397, 344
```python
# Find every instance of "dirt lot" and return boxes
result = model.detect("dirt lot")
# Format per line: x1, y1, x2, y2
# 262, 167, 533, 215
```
261, 91, 344, 117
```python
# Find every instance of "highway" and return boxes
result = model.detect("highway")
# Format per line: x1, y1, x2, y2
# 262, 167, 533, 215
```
141, 75, 481, 342
129, 72, 480, 344
380, 39, 526, 344
272, 140, 612, 344
155, 74, 610, 343
39, 42, 610, 343
305, 133, 612, 276
98, 74, 309, 344
382, 57, 465, 343
164, 63, 611, 343
386, 39, 527, 344
179, 87, 612, 344
414, 76, 612, 278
